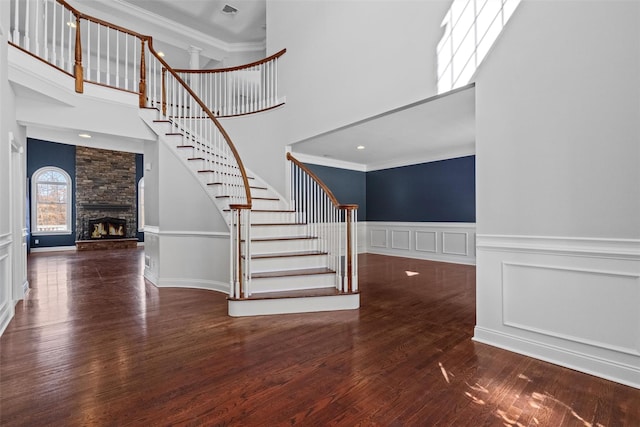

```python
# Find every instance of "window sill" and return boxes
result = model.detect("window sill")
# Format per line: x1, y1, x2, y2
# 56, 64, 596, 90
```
32, 231, 73, 236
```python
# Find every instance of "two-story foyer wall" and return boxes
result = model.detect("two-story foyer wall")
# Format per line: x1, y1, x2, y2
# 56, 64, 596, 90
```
27, 139, 143, 250
305, 155, 476, 264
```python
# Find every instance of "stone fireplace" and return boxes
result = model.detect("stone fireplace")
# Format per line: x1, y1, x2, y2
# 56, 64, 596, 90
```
75, 146, 138, 250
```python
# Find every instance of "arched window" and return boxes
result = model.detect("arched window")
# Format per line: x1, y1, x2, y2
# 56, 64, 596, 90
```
138, 177, 144, 231
31, 167, 72, 234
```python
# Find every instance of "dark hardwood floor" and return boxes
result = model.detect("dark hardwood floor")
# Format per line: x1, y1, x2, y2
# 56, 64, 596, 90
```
1, 248, 638, 426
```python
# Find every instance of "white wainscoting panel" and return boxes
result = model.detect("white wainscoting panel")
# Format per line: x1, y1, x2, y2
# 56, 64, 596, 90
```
364, 222, 475, 265
0, 246, 14, 336
443, 231, 468, 256
475, 234, 640, 389
391, 230, 410, 250
370, 229, 387, 248
415, 231, 437, 253
149, 229, 231, 294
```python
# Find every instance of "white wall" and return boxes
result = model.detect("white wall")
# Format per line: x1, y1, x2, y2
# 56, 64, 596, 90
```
0, 0, 28, 335
224, 0, 452, 197
143, 138, 231, 293
475, 0, 640, 388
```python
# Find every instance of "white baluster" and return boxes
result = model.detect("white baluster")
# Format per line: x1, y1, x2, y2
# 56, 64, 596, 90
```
86, 20, 91, 81
67, 10, 72, 73
43, 0, 48, 61
58, 3, 63, 68
23, 0, 30, 50
96, 25, 101, 82
106, 27, 110, 85
51, 3, 56, 65
274, 57, 278, 106
34, 0, 40, 55
114, 31, 119, 88
12, 0, 20, 46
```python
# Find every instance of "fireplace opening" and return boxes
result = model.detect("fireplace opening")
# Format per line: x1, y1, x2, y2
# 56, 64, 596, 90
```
89, 217, 126, 239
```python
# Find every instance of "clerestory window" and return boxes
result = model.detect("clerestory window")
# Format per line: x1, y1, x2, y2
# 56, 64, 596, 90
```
31, 166, 72, 235
437, 0, 521, 93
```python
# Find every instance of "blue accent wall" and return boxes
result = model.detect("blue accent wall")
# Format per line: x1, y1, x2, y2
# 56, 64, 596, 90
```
366, 156, 475, 222
304, 164, 366, 221
306, 156, 475, 223
27, 139, 77, 248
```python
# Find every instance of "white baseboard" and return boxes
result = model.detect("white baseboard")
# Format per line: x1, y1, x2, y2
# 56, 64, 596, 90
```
475, 234, 640, 389
30, 245, 77, 253
364, 222, 476, 265
156, 277, 229, 294
474, 327, 640, 390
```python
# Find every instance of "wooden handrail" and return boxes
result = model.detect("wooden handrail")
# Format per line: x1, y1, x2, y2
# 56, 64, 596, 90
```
57, 0, 148, 40
286, 152, 342, 208
147, 39, 252, 207
54, 0, 251, 207
173, 49, 287, 74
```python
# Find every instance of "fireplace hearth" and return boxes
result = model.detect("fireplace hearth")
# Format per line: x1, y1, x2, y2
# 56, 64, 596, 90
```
89, 217, 126, 239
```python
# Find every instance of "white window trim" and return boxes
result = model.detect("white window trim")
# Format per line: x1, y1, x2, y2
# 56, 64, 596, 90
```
31, 166, 73, 236
138, 177, 144, 232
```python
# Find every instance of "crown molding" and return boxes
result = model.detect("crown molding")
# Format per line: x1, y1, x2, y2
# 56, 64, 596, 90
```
108, 0, 265, 53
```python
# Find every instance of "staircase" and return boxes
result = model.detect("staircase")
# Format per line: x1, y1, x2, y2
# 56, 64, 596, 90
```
138, 108, 359, 316
9, 0, 359, 316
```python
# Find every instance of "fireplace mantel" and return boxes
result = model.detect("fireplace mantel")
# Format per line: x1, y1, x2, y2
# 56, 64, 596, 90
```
81, 204, 132, 211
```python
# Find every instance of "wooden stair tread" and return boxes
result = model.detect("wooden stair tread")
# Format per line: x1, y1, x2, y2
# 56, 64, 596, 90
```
250, 250, 327, 259
252, 267, 334, 279
233, 287, 357, 301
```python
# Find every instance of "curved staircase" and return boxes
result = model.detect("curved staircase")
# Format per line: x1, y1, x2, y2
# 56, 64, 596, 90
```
9, 0, 359, 316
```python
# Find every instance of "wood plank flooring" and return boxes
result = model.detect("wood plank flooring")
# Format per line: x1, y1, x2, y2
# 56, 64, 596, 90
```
1, 248, 638, 426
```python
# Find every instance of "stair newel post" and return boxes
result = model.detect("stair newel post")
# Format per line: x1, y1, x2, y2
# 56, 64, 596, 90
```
161, 67, 167, 116
341, 205, 357, 293
229, 204, 251, 299
74, 14, 83, 93
139, 38, 146, 108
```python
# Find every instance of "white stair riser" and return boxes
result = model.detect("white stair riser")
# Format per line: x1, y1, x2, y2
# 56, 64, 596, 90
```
250, 238, 318, 254
252, 199, 285, 210
250, 273, 336, 294
251, 254, 328, 272
228, 293, 360, 317
250, 211, 297, 224
251, 224, 308, 238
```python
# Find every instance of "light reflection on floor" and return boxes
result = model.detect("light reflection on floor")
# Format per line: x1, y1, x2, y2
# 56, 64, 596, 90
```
436, 361, 607, 427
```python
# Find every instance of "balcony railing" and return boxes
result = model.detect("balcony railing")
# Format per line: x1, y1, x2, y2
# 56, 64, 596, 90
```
174, 49, 286, 118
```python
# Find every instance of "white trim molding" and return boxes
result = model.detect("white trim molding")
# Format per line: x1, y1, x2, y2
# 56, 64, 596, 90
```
475, 234, 640, 389
364, 222, 476, 265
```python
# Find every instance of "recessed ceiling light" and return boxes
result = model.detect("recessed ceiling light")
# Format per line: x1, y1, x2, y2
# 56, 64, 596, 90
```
79, 133, 91, 139
157, 51, 165, 58
357, 145, 365, 150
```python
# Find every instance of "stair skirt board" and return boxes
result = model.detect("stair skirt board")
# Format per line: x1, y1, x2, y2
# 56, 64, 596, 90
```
228, 293, 360, 317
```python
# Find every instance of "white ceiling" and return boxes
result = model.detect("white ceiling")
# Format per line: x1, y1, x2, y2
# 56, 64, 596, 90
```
66, 0, 475, 170
291, 84, 476, 171
120, 0, 267, 45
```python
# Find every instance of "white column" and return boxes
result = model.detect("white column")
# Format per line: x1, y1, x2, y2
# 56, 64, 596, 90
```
188, 45, 202, 69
